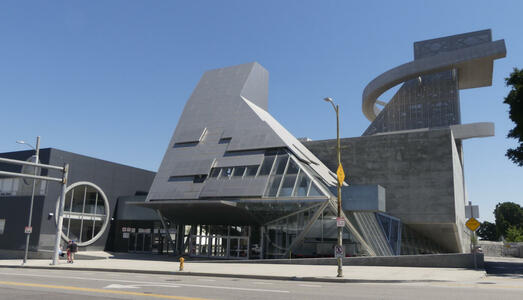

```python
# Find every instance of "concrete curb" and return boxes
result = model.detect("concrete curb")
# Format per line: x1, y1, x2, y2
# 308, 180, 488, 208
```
0, 264, 453, 284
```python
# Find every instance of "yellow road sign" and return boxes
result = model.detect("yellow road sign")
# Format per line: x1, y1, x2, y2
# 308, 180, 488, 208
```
466, 217, 481, 231
336, 164, 345, 186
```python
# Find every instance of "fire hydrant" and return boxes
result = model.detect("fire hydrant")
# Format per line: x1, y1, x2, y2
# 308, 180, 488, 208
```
179, 257, 184, 271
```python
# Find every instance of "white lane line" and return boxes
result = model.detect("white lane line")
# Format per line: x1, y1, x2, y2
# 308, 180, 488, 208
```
0, 272, 289, 294
105, 283, 139, 289
104, 283, 181, 289
196, 279, 216, 282
298, 284, 322, 288
252, 282, 273, 285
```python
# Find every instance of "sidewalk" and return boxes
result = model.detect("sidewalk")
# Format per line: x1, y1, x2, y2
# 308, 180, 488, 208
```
0, 258, 486, 283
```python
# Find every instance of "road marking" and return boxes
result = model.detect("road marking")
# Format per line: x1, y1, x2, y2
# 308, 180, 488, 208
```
0, 272, 290, 294
0, 280, 209, 300
105, 283, 182, 289
196, 279, 216, 282
252, 282, 273, 285
105, 283, 139, 289
298, 284, 322, 288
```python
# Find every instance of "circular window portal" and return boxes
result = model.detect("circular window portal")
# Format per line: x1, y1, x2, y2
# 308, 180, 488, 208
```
56, 182, 110, 247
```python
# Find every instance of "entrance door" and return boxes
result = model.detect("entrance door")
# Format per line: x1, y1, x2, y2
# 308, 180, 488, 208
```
143, 233, 151, 252
136, 233, 145, 252
129, 232, 136, 251
228, 237, 249, 258
128, 231, 152, 252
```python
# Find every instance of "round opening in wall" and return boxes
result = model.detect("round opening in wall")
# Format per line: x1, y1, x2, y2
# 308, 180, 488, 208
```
56, 181, 110, 247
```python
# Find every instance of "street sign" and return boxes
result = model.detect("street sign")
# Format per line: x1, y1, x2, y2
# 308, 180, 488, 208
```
465, 204, 479, 219
24, 226, 32, 234
336, 164, 345, 186
466, 217, 480, 231
334, 245, 345, 258
336, 217, 345, 227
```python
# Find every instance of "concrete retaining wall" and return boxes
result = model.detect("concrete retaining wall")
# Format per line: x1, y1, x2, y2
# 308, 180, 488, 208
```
195, 253, 483, 269
478, 241, 523, 258
479, 241, 504, 257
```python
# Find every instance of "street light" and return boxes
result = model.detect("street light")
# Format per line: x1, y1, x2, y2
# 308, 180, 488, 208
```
17, 136, 40, 265
323, 97, 343, 278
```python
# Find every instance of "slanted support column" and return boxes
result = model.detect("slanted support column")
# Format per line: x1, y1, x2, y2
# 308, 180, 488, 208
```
259, 226, 265, 259
156, 210, 176, 255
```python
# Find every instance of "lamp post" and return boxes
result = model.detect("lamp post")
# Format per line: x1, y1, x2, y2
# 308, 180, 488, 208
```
323, 97, 343, 278
17, 136, 40, 265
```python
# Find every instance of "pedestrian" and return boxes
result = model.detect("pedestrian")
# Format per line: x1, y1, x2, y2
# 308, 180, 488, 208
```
69, 240, 78, 263
66, 240, 72, 263
66, 240, 78, 263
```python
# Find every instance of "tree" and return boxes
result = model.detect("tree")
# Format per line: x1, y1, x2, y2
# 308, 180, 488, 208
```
477, 221, 498, 241
505, 226, 523, 243
494, 202, 523, 238
504, 68, 523, 166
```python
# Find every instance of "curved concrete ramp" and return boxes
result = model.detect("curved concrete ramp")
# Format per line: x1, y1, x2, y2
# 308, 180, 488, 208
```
362, 32, 506, 121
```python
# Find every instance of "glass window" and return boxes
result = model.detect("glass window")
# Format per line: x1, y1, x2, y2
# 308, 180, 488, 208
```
286, 159, 299, 174
245, 165, 259, 176
273, 155, 289, 175
210, 168, 221, 178
294, 171, 310, 197
67, 219, 82, 242
168, 176, 193, 182
219, 137, 231, 144
259, 155, 275, 175
0, 219, 5, 235
71, 187, 86, 213
85, 189, 98, 214
193, 175, 207, 183
64, 189, 74, 212
279, 175, 297, 197
233, 166, 245, 177
308, 182, 323, 196
223, 167, 233, 177
60, 183, 109, 246
266, 175, 283, 197
95, 193, 105, 215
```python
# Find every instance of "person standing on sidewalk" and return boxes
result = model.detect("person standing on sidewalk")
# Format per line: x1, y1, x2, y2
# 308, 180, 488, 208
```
69, 240, 78, 263
66, 240, 72, 263
66, 240, 78, 263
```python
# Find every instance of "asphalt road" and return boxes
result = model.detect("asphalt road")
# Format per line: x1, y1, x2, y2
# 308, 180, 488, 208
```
0, 267, 522, 300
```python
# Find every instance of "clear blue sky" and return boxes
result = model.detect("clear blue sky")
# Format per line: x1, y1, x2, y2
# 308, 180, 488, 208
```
1, 1, 521, 222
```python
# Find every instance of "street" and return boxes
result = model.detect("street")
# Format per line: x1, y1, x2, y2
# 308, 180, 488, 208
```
0, 267, 522, 300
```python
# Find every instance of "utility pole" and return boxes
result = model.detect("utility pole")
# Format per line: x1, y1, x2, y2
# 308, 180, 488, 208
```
324, 97, 344, 278
19, 136, 40, 265
0, 154, 68, 266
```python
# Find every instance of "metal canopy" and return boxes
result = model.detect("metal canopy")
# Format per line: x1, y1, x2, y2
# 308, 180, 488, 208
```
131, 198, 326, 225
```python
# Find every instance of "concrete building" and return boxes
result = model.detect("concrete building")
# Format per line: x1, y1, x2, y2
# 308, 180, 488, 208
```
140, 29, 505, 258
0, 29, 505, 259
306, 29, 506, 254
138, 62, 400, 259
0, 148, 157, 258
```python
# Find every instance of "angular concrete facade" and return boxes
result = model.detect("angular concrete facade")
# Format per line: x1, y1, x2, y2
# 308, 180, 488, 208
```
304, 129, 468, 253
143, 62, 399, 258
142, 29, 505, 258
306, 29, 505, 254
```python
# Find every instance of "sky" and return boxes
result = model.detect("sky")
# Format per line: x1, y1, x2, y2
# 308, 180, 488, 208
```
0, 1, 521, 222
